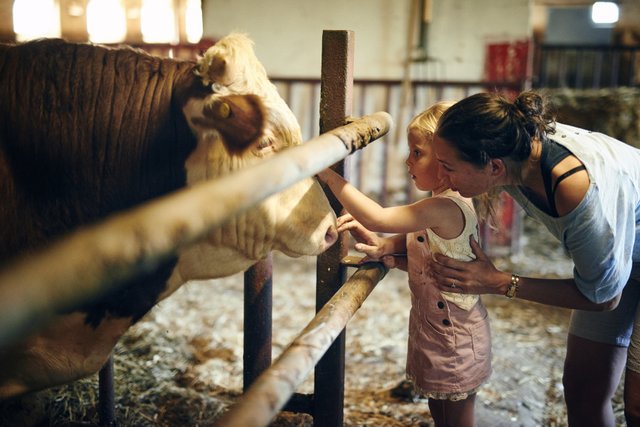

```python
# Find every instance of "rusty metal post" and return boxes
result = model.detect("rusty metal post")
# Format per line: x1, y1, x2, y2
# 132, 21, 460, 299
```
212, 263, 388, 427
98, 355, 115, 427
243, 254, 273, 390
314, 29, 354, 427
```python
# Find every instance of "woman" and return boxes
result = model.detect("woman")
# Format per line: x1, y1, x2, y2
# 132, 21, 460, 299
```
429, 90, 640, 427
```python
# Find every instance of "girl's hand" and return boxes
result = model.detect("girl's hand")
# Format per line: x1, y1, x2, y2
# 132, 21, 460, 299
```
316, 168, 334, 184
431, 236, 509, 295
337, 214, 409, 270
337, 214, 385, 260
380, 254, 408, 271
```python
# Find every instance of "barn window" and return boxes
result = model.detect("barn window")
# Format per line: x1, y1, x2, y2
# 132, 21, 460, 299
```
13, 0, 61, 41
87, 0, 127, 43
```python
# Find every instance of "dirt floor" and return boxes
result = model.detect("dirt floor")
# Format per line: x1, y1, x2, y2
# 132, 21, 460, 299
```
2, 217, 627, 426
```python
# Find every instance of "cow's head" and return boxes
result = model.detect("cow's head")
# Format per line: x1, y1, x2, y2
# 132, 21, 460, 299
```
178, 33, 337, 279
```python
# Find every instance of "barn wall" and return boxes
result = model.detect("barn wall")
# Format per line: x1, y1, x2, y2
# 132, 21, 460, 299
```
201, 0, 531, 80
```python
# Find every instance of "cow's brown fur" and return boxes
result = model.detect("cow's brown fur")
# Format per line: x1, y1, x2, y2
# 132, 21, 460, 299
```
0, 36, 337, 403
0, 39, 211, 325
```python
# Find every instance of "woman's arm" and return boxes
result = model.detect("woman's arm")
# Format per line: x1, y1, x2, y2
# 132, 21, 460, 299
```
430, 236, 621, 311
317, 168, 454, 234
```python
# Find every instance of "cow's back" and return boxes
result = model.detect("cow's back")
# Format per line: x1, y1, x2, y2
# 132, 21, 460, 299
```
0, 40, 206, 324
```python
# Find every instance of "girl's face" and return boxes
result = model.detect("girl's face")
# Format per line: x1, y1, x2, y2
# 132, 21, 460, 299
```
433, 134, 497, 197
405, 129, 444, 192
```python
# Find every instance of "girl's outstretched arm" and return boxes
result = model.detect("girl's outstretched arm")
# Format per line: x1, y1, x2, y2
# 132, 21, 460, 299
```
317, 168, 458, 235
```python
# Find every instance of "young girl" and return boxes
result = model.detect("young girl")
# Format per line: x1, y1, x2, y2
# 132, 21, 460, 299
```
317, 102, 492, 427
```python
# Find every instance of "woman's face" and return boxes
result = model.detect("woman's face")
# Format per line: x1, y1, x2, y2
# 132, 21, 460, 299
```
433, 134, 497, 197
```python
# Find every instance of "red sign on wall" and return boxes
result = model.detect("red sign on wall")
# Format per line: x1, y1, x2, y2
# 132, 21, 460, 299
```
484, 40, 530, 82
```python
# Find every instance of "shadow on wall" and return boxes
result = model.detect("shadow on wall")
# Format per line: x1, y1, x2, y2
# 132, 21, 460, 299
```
548, 87, 640, 148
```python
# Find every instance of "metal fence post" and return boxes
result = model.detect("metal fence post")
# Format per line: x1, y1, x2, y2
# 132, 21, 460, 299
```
314, 29, 354, 427
243, 255, 273, 390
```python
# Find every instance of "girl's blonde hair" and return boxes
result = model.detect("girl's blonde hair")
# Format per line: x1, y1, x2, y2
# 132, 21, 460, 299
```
407, 100, 456, 137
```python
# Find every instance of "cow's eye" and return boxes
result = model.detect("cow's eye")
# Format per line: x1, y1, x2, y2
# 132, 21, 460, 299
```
257, 137, 274, 149
254, 137, 276, 157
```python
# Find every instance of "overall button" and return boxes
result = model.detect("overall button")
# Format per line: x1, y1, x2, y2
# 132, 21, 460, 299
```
442, 319, 451, 326
437, 301, 445, 309
417, 236, 425, 242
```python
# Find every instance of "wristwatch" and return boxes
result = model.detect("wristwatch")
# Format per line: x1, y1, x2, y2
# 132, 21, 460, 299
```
505, 273, 520, 298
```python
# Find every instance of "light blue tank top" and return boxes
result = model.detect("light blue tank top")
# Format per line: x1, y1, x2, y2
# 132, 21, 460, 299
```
505, 123, 640, 303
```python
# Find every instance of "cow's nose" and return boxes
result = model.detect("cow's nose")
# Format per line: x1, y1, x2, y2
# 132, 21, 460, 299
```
324, 225, 338, 248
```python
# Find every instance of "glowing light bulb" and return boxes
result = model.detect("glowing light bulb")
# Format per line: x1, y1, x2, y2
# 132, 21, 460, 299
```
185, 0, 203, 44
141, 0, 178, 44
13, 0, 60, 41
87, 0, 127, 43
591, 1, 619, 25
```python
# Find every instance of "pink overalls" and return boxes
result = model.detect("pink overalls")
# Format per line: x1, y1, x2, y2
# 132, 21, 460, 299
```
405, 191, 492, 400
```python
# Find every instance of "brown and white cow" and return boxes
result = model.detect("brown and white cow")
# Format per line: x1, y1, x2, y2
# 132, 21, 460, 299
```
0, 33, 337, 398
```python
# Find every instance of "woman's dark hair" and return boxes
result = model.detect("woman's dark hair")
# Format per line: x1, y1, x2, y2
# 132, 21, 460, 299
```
435, 91, 556, 171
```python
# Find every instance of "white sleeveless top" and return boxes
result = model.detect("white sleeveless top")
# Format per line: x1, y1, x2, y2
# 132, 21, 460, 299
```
426, 190, 480, 310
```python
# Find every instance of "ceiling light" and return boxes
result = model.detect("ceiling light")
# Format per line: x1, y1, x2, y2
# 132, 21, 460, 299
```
591, 1, 619, 25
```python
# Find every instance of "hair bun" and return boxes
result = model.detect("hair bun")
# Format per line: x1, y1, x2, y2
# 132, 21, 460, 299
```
514, 92, 544, 117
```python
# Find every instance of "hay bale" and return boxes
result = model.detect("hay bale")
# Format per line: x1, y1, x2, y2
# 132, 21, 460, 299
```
547, 87, 640, 148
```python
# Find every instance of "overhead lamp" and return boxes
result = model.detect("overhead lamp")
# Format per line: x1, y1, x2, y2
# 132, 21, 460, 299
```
141, 0, 178, 44
591, 1, 619, 25
13, 0, 60, 41
185, 0, 203, 44
87, 0, 127, 43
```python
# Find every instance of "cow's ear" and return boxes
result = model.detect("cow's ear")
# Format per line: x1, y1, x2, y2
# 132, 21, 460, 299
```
197, 53, 227, 87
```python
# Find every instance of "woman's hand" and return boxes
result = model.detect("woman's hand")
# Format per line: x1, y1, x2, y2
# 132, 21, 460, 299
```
431, 236, 510, 295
